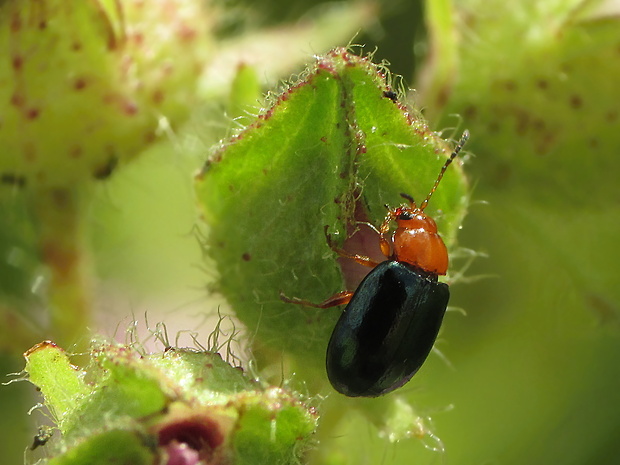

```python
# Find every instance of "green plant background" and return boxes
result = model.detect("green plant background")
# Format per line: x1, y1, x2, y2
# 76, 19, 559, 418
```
2, 0, 620, 464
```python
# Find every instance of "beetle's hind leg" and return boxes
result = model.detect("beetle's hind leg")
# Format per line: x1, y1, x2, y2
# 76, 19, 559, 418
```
279, 290, 354, 308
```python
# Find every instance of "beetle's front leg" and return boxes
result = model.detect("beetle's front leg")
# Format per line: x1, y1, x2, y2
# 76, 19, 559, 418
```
324, 226, 382, 268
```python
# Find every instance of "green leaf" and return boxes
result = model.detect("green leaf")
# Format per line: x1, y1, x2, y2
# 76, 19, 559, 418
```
62, 343, 171, 438
24, 341, 317, 464
196, 48, 468, 384
24, 341, 89, 426
46, 430, 154, 465
233, 392, 317, 465
0, 0, 213, 188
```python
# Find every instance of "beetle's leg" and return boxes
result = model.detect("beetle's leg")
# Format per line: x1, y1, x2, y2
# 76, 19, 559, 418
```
355, 220, 392, 259
324, 226, 381, 268
280, 290, 354, 308
378, 209, 396, 258
355, 221, 380, 234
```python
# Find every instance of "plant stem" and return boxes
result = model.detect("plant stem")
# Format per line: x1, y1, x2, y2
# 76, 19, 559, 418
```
32, 186, 93, 349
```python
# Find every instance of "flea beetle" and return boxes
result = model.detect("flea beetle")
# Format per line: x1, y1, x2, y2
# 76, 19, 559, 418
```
282, 131, 469, 397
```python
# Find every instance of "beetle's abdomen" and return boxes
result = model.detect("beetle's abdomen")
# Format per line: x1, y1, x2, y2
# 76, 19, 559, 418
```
326, 260, 449, 397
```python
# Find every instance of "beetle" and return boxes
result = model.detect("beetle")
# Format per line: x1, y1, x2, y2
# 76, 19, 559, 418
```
282, 131, 469, 397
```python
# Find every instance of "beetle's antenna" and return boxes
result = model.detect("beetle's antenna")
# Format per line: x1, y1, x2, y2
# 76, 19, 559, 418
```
419, 130, 469, 212
399, 192, 416, 208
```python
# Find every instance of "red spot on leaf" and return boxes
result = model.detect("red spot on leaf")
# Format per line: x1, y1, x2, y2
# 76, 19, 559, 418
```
69, 146, 83, 159
123, 100, 138, 116
26, 108, 40, 120
12, 55, 23, 71
10, 14, 21, 32
178, 23, 197, 41
144, 130, 157, 144
152, 89, 164, 104
131, 32, 145, 46
10, 92, 24, 107
74, 78, 87, 90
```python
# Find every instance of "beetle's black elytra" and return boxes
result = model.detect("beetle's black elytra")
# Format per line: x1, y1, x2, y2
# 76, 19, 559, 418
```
326, 261, 449, 397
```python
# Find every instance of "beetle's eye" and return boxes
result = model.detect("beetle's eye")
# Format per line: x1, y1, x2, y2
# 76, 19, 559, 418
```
398, 211, 414, 220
